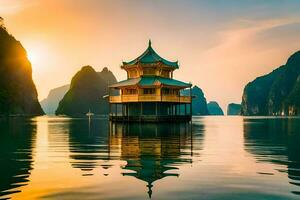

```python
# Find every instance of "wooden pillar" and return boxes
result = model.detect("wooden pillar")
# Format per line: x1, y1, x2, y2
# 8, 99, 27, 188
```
115, 103, 117, 116
140, 102, 143, 121
127, 103, 129, 121
155, 102, 158, 115
127, 103, 129, 116
185, 103, 187, 116
109, 103, 111, 117
173, 103, 175, 116
189, 85, 192, 116
108, 88, 111, 117
172, 103, 174, 118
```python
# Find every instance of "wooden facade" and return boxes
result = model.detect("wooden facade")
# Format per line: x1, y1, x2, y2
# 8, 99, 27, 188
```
109, 41, 192, 122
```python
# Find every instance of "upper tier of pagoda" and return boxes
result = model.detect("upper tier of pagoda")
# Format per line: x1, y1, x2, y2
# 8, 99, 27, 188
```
122, 40, 179, 69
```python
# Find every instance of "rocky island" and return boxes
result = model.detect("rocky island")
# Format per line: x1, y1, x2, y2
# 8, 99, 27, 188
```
207, 101, 224, 115
40, 85, 70, 115
241, 51, 300, 116
0, 21, 43, 116
55, 66, 117, 116
182, 86, 209, 115
227, 103, 241, 115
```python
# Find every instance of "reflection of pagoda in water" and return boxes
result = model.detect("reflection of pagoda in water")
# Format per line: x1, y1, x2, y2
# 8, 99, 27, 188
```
109, 122, 196, 198
66, 118, 204, 198
243, 118, 300, 196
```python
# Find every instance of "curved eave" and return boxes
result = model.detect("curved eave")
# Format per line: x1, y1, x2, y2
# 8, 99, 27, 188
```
160, 83, 191, 89
122, 60, 179, 69
109, 78, 141, 89
122, 42, 179, 69
109, 77, 191, 89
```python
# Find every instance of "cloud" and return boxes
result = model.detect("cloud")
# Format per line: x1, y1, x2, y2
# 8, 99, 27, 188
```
0, 0, 37, 14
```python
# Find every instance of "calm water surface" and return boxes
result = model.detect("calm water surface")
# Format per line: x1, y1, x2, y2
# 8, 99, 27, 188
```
0, 116, 300, 200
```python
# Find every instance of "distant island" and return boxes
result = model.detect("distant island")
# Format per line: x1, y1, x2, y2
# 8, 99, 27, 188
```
241, 51, 300, 116
182, 86, 209, 115
40, 85, 70, 115
55, 66, 117, 116
207, 101, 224, 115
227, 103, 241, 115
182, 87, 225, 116
0, 21, 43, 116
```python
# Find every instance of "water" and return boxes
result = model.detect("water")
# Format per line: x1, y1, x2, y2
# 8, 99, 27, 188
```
0, 116, 300, 200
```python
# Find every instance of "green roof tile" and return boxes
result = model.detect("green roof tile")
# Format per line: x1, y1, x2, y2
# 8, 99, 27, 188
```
110, 76, 191, 88
122, 40, 179, 68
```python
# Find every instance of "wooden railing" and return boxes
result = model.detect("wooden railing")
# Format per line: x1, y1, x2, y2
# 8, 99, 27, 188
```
138, 95, 161, 101
109, 94, 191, 103
122, 95, 139, 102
179, 96, 191, 103
109, 96, 122, 103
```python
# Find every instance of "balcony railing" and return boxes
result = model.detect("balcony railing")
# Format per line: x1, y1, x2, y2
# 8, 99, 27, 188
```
109, 94, 191, 103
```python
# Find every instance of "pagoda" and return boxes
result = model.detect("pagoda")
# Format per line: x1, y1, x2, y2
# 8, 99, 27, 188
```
109, 40, 192, 122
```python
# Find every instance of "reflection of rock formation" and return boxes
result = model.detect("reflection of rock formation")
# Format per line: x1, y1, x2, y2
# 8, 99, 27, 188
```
243, 118, 300, 196
68, 118, 111, 175
109, 122, 203, 198
0, 118, 35, 199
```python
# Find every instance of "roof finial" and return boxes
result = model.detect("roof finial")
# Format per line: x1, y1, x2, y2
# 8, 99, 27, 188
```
148, 39, 152, 47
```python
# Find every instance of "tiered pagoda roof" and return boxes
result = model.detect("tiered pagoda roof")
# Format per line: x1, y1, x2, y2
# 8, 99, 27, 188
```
122, 40, 179, 68
110, 76, 191, 88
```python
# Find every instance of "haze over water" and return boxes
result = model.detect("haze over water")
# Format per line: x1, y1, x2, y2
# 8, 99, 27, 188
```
0, 116, 300, 200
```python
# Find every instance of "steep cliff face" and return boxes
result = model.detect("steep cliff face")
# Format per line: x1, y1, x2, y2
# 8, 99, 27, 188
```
182, 86, 209, 115
97, 67, 118, 96
97, 67, 117, 93
284, 77, 300, 115
40, 85, 70, 114
207, 101, 224, 115
0, 24, 43, 116
241, 51, 300, 116
55, 66, 117, 116
227, 103, 241, 115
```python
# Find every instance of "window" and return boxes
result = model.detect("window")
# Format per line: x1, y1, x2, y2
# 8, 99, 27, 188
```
161, 69, 170, 78
128, 69, 138, 78
123, 89, 137, 95
143, 88, 156, 94
173, 89, 179, 95
162, 88, 171, 95
143, 68, 156, 75
162, 88, 179, 95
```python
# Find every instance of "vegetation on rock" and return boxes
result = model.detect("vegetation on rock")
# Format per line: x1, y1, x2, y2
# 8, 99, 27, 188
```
241, 51, 300, 115
0, 20, 43, 116
227, 103, 241, 115
207, 101, 224, 115
55, 66, 117, 116
182, 86, 209, 115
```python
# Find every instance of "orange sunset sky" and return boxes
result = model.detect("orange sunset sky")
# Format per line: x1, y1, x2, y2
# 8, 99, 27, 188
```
1, 0, 300, 111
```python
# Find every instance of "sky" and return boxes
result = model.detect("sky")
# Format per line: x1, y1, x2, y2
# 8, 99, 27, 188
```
1, 0, 300, 112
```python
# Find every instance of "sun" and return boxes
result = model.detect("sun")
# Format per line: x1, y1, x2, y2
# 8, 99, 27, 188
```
27, 49, 40, 65
25, 43, 50, 70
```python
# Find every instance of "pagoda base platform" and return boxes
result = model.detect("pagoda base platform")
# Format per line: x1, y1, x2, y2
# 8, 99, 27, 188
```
109, 115, 191, 122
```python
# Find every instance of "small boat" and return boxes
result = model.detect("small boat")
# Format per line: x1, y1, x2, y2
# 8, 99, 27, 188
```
86, 109, 94, 117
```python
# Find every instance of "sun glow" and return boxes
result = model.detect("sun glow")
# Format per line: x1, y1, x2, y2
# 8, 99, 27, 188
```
25, 43, 49, 70
27, 49, 42, 66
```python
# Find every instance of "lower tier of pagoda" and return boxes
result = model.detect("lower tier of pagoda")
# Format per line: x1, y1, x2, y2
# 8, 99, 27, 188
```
109, 94, 191, 103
